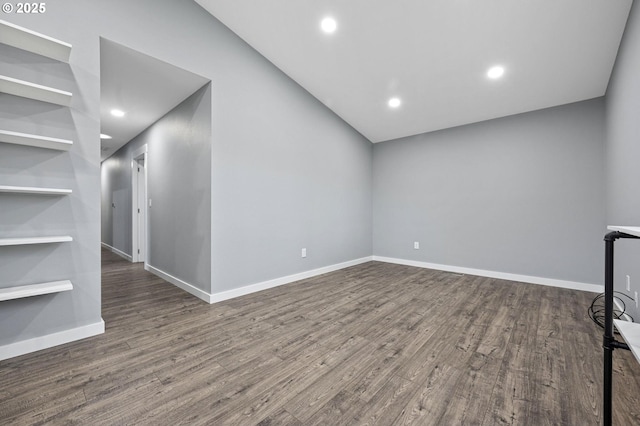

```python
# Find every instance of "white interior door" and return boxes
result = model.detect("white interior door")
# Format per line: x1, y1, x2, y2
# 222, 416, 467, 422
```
135, 158, 146, 263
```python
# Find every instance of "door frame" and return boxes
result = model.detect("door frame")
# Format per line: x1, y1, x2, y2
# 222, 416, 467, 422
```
131, 144, 148, 264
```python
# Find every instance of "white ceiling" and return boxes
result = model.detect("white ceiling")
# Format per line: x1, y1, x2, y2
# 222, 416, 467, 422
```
195, 0, 632, 142
100, 39, 209, 161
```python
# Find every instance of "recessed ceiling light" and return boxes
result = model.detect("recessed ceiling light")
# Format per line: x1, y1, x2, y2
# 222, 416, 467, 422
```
388, 97, 401, 108
110, 109, 125, 117
487, 66, 505, 79
321, 17, 337, 33
100, 133, 112, 139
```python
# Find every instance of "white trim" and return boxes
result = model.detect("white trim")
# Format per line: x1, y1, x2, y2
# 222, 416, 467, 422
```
209, 257, 374, 304
131, 145, 148, 264
145, 264, 213, 303
101, 242, 132, 262
614, 298, 634, 322
0, 319, 104, 361
132, 144, 148, 160
147, 257, 373, 304
372, 256, 604, 293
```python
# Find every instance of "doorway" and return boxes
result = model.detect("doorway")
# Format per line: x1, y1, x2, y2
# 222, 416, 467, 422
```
100, 39, 210, 264
131, 145, 147, 264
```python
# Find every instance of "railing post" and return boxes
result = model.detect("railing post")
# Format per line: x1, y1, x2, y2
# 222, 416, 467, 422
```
603, 232, 618, 426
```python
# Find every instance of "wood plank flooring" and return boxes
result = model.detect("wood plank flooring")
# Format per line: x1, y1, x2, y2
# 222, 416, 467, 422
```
2, 249, 640, 424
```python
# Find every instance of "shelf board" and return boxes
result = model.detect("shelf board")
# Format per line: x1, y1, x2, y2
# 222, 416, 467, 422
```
0, 185, 71, 195
0, 236, 73, 246
614, 319, 640, 365
0, 75, 72, 106
0, 280, 73, 302
0, 20, 71, 62
608, 226, 640, 239
0, 129, 72, 151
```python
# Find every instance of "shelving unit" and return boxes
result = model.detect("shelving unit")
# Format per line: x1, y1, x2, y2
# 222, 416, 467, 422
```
0, 185, 71, 195
602, 226, 640, 426
614, 319, 640, 363
0, 20, 71, 62
0, 236, 73, 246
1, 20, 78, 356
0, 129, 73, 151
0, 75, 72, 106
0, 280, 73, 302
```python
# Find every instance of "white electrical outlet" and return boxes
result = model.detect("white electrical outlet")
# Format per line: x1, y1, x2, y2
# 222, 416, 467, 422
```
627, 275, 631, 292
414, 241, 419, 250
301, 248, 307, 258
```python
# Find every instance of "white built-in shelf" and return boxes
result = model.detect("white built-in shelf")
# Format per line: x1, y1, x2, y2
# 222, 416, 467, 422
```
0, 185, 71, 195
614, 319, 640, 365
0, 129, 72, 151
0, 75, 72, 106
0, 236, 72, 246
0, 280, 73, 302
608, 226, 640, 238
0, 20, 71, 62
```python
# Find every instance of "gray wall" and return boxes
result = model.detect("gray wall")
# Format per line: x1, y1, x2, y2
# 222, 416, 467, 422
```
101, 84, 212, 292
94, 0, 373, 295
2, 0, 372, 354
606, 0, 640, 318
373, 99, 606, 285
211, 80, 373, 292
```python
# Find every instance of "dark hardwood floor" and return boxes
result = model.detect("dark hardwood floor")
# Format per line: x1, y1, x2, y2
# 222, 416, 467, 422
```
2, 249, 640, 425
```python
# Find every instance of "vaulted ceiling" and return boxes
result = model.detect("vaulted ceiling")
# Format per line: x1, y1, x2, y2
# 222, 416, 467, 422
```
195, 0, 633, 142
100, 1, 633, 160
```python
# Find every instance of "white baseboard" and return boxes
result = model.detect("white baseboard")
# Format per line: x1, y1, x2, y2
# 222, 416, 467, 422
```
614, 298, 635, 322
101, 242, 132, 262
145, 264, 213, 303
0, 319, 105, 361
372, 256, 604, 293
146, 257, 373, 305
209, 256, 373, 304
